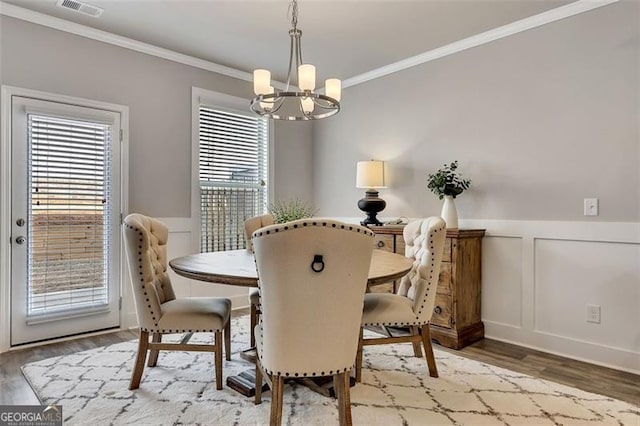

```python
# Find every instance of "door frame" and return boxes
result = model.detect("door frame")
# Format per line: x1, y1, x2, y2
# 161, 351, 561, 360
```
0, 85, 130, 352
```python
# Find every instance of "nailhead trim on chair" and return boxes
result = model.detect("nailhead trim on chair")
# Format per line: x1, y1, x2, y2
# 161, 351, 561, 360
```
253, 220, 375, 239
140, 328, 224, 333
126, 223, 161, 328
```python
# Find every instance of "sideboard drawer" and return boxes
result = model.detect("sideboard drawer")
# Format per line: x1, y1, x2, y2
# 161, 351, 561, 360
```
373, 235, 394, 252
430, 293, 452, 329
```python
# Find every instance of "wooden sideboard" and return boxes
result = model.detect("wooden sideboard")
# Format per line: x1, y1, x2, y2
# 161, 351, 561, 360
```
370, 225, 486, 349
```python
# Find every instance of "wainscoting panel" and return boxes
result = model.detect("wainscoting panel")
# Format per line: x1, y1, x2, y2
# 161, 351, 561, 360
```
481, 236, 523, 328
534, 238, 640, 352
461, 219, 640, 374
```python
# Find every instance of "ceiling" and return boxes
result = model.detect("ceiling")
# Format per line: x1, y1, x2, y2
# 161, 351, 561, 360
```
3, 0, 571, 83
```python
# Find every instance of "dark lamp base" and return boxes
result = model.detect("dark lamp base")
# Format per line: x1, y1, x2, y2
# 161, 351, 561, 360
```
357, 190, 386, 227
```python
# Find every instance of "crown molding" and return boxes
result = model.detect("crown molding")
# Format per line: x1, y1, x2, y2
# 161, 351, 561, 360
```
0, 0, 618, 91
343, 0, 619, 89
0, 1, 285, 90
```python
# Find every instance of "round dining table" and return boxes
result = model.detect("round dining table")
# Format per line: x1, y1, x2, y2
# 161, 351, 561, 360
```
169, 248, 413, 288
168, 248, 413, 398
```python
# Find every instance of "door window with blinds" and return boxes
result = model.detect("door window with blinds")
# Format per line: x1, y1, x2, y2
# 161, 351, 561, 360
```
10, 96, 122, 345
198, 105, 269, 252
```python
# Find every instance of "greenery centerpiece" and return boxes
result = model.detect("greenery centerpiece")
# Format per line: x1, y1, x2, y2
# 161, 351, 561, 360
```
268, 198, 317, 224
426, 161, 471, 228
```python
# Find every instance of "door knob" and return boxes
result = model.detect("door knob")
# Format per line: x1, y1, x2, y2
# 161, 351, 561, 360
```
15, 236, 26, 244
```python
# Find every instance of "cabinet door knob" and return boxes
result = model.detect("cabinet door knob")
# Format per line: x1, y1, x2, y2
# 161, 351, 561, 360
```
434, 306, 442, 314
377, 240, 385, 248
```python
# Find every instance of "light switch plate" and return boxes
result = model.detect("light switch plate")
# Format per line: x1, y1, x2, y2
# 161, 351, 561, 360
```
584, 198, 598, 216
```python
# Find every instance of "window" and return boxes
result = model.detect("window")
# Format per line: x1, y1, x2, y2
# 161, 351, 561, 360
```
198, 103, 269, 252
27, 113, 113, 315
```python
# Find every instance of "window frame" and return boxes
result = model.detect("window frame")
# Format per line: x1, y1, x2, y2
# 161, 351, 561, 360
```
191, 87, 274, 254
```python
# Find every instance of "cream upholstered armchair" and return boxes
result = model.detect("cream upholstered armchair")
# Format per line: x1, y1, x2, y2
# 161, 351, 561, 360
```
252, 219, 374, 426
244, 213, 275, 347
355, 217, 446, 382
123, 214, 232, 390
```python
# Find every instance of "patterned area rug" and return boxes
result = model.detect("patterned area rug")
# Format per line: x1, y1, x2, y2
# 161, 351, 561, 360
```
22, 317, 638, 425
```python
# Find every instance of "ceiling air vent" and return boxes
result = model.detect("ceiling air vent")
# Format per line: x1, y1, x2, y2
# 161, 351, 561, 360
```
56, 0, 104, 18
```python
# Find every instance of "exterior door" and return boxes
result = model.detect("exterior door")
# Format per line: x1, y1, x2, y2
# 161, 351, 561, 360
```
10, 96, 121, 345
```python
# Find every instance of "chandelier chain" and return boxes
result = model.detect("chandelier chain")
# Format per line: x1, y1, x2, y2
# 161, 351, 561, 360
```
288, 0, 299, 30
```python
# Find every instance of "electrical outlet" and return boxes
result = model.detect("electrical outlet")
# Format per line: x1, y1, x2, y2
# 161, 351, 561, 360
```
587, 304, 601, 324
584, 198, 599, 216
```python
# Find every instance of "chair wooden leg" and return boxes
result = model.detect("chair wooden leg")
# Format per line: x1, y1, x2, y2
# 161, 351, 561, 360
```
410, 326, 423, 358
421, 325, 438, 378
224, 319, 231, 361
214, 330, 223, 390
270, 375, 284, 426
129, 330, 149, 390
255, 358, 263, 405
333, 371, 353, 426
355, 327, 364, 382
147, 332, 162, 367
250, 302, 258, 347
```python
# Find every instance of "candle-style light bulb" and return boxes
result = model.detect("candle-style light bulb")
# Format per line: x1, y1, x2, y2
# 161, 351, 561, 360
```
301, 97, 315, 114
298, 64, 316, 91
325, 78, 341, 102
260, 86, 275, 110
253, 69, 271, 95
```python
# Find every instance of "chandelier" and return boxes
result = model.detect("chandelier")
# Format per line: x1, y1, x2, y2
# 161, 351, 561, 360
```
250, 0, 341, 121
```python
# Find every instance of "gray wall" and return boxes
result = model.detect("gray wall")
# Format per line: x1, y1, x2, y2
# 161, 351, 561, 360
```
313, 1, 639, 223
0, 16, 313, 217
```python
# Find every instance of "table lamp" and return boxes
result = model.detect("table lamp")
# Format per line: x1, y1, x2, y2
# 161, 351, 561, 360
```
356, 160, 387, 226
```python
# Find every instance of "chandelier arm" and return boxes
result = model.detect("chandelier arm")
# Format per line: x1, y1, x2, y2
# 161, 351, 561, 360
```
267, 97, 286, 114
285, 32, 295, 90
296, 29, 303, 67
311, 96, 339, 109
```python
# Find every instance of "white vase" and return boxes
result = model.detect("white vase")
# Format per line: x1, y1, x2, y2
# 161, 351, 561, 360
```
441, 195, 458, 229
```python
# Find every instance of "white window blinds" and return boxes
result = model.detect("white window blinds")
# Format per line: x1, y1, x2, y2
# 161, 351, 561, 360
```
27, 114, 112, 316
199, 106, 269, 252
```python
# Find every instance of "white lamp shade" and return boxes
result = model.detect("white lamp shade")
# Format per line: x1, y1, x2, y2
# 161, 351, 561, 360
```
253, 69, 271, 95
325, 78, 341, 102
300, 96, 315, 113
356, 160, 386, 188
298, 64, 316, 91
260, 86, 275, 110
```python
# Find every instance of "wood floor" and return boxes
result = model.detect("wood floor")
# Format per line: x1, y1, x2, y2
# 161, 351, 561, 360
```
1, 309, 638, 407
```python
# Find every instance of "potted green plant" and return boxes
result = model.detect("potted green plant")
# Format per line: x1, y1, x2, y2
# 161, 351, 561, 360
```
268, 198, 317, 223
426, 161, 471, 229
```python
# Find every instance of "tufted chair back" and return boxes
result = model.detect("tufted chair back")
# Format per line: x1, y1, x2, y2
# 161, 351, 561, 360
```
396, 217, 446, 322
244, 214, 275, 252
252, 219, 374, 377
123, 214, 176, 331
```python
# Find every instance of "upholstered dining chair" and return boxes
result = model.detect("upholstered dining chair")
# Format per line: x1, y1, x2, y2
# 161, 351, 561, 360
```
244, 213, 275, 347
355, 217, 446, 382
252, 219, 374, 426
123, 213, 232, 390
